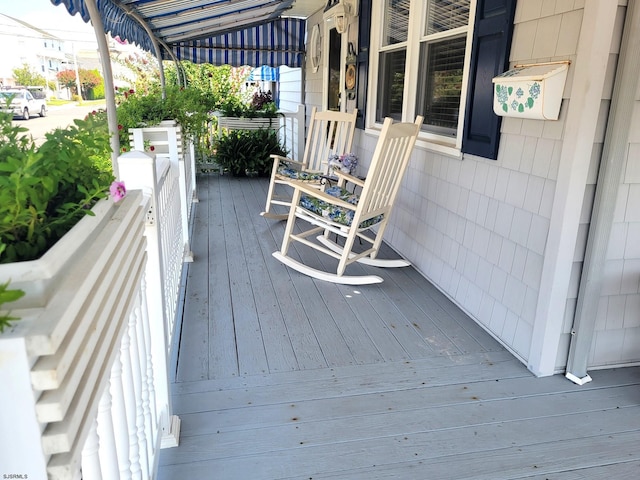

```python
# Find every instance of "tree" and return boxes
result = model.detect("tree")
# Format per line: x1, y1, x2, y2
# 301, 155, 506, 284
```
79, 69, 102, 99
57, 69, 78, 95
12, 63, 46, 87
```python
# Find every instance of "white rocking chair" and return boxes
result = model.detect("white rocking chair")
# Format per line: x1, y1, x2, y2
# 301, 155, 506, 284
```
273, 116, 423, 284
261, 107, 358, 219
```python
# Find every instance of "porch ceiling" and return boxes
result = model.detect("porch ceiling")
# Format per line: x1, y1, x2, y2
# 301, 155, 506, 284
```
50, 0, 326, 67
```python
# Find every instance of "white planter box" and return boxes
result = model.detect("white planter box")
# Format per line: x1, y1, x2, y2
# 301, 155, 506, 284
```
216, 116, 280, 136
493, 61, 570, 120
0, 192, 152, 479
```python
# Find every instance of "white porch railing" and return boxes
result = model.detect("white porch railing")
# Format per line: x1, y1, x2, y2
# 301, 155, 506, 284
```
278, 104, 306, 162
129, 121, 197, 262
0, 123, 198, 479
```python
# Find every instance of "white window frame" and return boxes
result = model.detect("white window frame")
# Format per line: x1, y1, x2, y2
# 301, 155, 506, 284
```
367, 0, 477, 156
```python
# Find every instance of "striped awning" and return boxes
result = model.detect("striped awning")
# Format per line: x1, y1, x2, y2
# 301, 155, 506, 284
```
50, 0, 307, 68
173, 18, 305, 68
249, 65, 280, 82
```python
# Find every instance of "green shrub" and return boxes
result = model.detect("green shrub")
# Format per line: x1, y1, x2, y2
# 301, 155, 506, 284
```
0, 110, 114, 263
116, 86, 217, 153
214, 129, 287, 177
89, 81, 105, 100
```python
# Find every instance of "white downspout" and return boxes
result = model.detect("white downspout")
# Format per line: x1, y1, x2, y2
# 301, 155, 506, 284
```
84, 0, 120, 176
566, 0, 640, 384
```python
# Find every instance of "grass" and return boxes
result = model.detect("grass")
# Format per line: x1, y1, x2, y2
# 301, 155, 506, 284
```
47, 98, 73, 106
47, 99, 106, 107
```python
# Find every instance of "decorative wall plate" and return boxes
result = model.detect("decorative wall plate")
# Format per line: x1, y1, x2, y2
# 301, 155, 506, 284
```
309, 24, 321, 73
345, 64, 356, 90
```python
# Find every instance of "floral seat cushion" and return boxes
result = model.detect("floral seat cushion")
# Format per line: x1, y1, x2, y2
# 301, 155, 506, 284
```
300, 186, 383, 228
277, 166, 322, 182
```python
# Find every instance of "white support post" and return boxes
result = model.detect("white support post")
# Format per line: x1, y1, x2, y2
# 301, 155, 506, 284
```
167, 127, 193, 262
84, 0, 119, 175
0, 336, 48, 478
118, 151, 180, 450
295, 104, 306, 162
188, 138, 198, 203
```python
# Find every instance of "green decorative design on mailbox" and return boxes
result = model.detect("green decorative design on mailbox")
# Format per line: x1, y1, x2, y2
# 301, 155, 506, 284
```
495, 81, 541, 114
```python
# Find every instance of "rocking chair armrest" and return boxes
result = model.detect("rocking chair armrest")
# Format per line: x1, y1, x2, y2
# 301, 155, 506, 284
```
270, 154, 305, 169
334, 170, 365, 188
288, 179, 357, 211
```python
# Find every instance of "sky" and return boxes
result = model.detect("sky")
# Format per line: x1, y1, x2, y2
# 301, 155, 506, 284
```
0, 0, 97, 49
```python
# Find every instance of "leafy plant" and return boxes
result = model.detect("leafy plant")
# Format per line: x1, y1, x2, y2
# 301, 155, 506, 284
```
0, 280, 24, 333
115, 85, 217, 153
218, 92, 280, 118
0, 109, 114, 263
214, 128, 287, 177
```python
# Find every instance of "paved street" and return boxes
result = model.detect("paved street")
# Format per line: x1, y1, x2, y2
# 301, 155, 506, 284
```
12, 101, 106, 144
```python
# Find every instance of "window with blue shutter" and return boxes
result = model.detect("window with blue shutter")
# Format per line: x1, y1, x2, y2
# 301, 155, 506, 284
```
461, 0, 516, 159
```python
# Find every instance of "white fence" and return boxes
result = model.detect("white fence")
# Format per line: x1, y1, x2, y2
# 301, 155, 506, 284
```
0, 122, 198, 479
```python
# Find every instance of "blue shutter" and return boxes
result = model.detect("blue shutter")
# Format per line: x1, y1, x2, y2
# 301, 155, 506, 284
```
461, 0, 516, 159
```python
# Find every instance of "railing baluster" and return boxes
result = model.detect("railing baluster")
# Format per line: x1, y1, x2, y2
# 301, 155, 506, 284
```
81, 419, 102, 480
136, 285, 155, 472
109, 354, 132, 480
96, 383, 120, 480
120, 313, 142, 479
129, 303, 150, 479
140, 276, 158, 447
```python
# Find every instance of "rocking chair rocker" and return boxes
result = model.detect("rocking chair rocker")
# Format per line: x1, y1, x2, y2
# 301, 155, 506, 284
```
261, 107, 358, 219
273, 116, 423, 284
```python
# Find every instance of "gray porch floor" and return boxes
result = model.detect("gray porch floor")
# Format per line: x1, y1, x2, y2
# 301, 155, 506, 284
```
158, 174, 640, 479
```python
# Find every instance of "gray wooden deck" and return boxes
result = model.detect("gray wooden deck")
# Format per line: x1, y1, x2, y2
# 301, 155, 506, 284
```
158, 174, 640, 479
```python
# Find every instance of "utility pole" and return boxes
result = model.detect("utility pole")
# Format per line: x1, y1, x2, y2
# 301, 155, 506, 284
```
72, 42, 81, 99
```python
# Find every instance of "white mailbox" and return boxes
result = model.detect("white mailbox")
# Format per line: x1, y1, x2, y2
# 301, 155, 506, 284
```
492, 61, 569, 120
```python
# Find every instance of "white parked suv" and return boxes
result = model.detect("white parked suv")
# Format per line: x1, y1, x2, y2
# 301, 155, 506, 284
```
0, 88, 47, 120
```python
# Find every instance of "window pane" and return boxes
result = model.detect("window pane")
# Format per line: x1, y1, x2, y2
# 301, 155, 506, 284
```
377, 48, 406, 122
382, 0, 411, 46
425, 0, 471, 35
416, 36, 466, 135
327, 28, 342, 111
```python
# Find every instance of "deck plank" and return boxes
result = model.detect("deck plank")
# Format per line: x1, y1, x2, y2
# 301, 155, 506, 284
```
246, 180, 329, 370
162, 175, 640, 480
222, 176, 270, 375
158, 408, 640, 479
206, 176, 239, 378
170, 373, 639, 439
175, 181, 210, 382
233, 177, 300, 373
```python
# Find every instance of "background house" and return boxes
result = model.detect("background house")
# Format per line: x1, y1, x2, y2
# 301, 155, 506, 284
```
0, 13, 66, 89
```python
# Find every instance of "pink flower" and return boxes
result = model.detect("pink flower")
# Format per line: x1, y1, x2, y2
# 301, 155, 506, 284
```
110, 181, 127, 202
